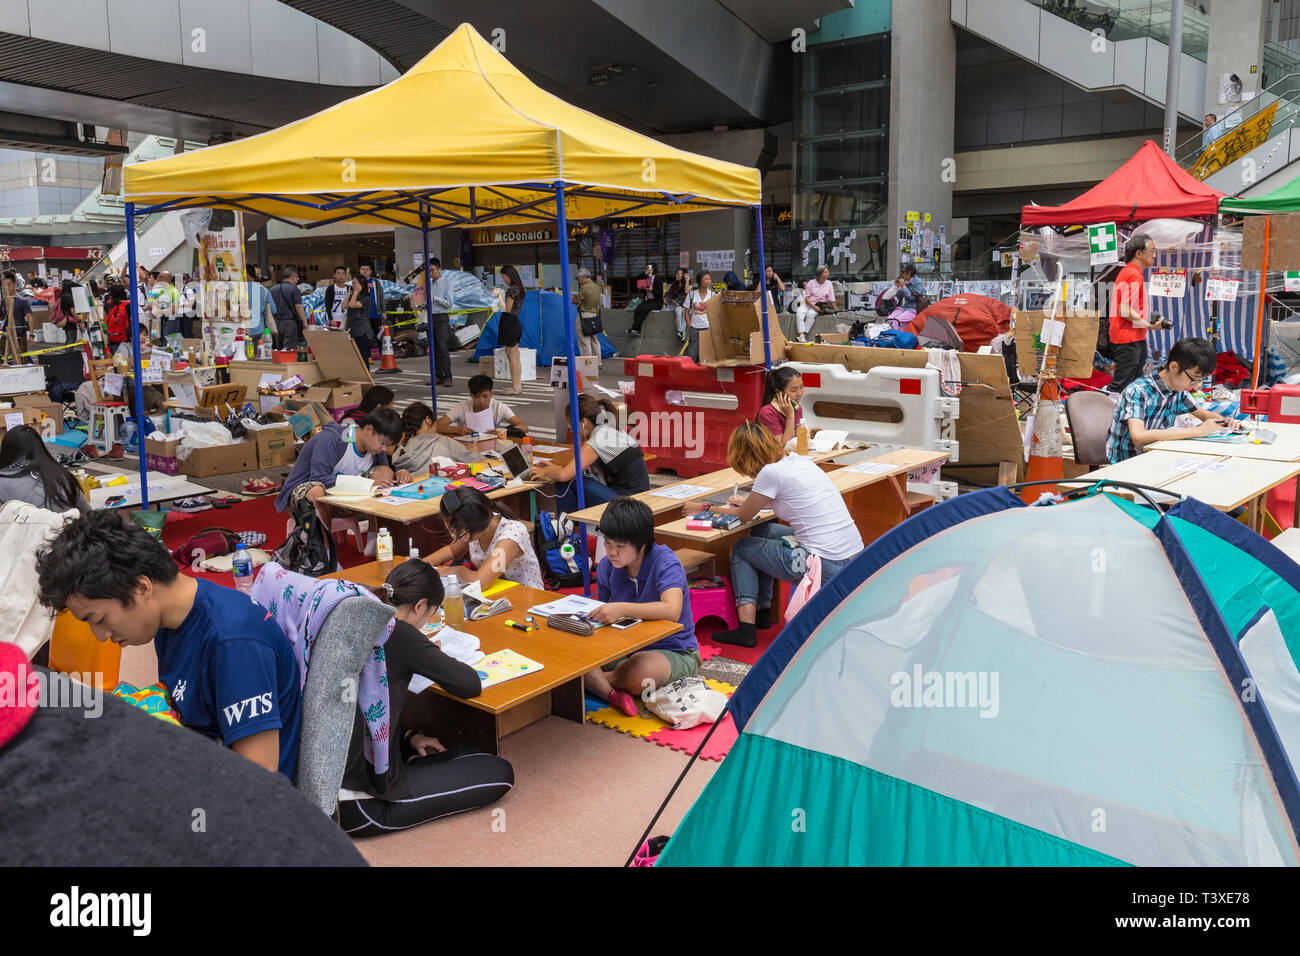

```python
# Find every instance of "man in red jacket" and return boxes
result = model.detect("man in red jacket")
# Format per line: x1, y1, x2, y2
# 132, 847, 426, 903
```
1109, 233, 1170, 393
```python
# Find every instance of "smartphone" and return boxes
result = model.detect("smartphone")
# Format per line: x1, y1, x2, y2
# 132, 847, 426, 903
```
611, 617, 640, 629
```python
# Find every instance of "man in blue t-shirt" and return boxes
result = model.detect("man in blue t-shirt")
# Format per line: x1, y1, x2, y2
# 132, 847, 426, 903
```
584, 497, 700, 717
35, 511, 301, 778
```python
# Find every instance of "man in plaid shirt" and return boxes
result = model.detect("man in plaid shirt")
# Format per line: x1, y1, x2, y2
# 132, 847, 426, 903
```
1106, 337, 1238, 463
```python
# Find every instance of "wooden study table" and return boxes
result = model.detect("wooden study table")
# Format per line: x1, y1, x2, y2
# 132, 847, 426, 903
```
328, 559, 681, 755
652, 448, 951, 562
1148, 421, 1300, 463
322, 476, 545, 557
1067, 450, 1300, 533
565, 447, 857, 527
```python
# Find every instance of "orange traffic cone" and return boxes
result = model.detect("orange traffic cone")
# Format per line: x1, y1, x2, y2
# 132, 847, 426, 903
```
377, 325, 399, 374
1019, 378, 1064, 503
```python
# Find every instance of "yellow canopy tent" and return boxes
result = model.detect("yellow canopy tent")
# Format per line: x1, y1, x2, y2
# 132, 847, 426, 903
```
119, 22, 769, 570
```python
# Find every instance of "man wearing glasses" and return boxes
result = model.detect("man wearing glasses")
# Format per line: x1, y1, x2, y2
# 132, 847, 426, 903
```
1105, 336, 1238, 463
1109, 232, 1173, 394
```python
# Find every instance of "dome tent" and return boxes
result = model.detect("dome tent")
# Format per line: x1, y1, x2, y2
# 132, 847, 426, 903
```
655, 488, 1300, 866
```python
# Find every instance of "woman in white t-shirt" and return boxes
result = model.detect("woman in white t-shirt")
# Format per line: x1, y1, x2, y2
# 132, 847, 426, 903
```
683, 270, 713, 363
424, 486, 546, 591
690, 422, 863, 647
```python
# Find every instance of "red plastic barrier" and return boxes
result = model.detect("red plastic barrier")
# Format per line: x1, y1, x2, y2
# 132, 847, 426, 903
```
624, 356, 767, 477
1239, 385, 1300, 423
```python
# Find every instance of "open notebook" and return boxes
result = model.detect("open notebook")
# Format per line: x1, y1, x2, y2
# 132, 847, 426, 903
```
322, 474, 376, 501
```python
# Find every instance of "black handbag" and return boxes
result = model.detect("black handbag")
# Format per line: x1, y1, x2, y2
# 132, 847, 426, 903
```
271, 496, 338, 576
580, 308, 603, 336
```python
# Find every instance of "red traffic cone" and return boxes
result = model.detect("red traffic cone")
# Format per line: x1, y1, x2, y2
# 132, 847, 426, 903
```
377, 325, 399, 374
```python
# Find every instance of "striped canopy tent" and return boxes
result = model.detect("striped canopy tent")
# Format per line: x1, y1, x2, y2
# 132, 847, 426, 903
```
119, 23, 765, 556
656, 489, 1300, 866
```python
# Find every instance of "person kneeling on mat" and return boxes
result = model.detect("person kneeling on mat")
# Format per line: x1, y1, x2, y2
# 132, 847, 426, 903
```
332, 560, 513, 835
584, 498, 701, 717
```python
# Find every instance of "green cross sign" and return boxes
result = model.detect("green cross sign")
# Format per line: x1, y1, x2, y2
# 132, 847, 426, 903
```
1088, 223, 1119, 264
1089, 223, 1116, 253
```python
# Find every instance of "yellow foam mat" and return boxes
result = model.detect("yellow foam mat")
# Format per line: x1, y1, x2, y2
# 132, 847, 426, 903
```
585, 678, 736, 738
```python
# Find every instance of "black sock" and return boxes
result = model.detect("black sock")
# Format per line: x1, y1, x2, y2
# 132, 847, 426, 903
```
755, 607, 772, 629
713, 622, 757, 648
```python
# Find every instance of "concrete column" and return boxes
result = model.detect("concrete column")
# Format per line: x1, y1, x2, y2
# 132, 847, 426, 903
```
887, 0, 956, 262
1205, 0, 1267, 117
393, 226, 433, 278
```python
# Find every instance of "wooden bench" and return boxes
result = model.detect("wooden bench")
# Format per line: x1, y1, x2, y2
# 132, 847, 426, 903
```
673, 547, 716, 578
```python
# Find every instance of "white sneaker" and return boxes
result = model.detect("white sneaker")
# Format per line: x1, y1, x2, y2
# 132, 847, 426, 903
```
363, 532, 376, 558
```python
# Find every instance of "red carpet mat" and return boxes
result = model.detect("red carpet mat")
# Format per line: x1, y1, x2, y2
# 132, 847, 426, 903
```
159, 495, 371, 583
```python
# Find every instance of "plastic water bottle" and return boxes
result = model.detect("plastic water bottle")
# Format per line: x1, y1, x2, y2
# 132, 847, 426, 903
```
443, 576, 465, 629
232, 544, 254, 594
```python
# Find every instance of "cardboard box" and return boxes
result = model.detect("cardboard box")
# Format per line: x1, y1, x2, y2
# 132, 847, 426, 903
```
144, 434, 183, 475
700, 291, 787, 366
11, 393, 62, 434
301, 329, 374, 409
304, 379, 363, 409
266, 398, 333, 439
1013, 310, 1099, 379
248, 423, 296, 469
227, 359, 321, 392
163, 372, 247, 419
179, 437, 257, 478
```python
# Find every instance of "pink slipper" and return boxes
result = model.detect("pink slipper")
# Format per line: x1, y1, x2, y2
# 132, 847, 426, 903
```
607, 689, 639, 717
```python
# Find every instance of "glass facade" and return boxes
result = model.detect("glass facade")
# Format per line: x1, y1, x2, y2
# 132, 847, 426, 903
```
792, 33, 891, 282
0, 149, 102, 218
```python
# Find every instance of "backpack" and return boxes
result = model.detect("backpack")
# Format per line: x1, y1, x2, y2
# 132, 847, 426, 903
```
171, 527, 240, 567
271, 496, 338, 576
532, 510, 587, 589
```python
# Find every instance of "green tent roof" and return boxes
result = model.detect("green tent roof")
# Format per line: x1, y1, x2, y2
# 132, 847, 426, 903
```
1220, 171, 1300, 215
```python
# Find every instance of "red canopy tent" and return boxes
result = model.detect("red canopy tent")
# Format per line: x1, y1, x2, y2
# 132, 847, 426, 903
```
1021, 140, 1225, 226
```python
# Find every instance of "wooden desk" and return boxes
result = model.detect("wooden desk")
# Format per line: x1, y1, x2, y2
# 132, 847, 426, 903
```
328, 559, 681, 754
89, 472, 213, 510
1066, 450, 1300, 533
324, 479, 544, 556
1148, 421, 1300, 463
565, 448, 853, 526
651, 451, 949, 560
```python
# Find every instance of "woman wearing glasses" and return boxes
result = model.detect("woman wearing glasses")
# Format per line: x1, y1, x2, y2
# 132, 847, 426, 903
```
423, 486, 546, 590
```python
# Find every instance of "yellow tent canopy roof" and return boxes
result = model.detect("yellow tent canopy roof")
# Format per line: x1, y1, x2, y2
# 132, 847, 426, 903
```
123, 23, 761, 229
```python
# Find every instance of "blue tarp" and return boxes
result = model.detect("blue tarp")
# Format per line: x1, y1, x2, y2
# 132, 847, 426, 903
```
473, 290, 617, 364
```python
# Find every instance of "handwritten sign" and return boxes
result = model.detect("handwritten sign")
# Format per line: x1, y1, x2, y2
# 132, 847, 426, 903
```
1189, 101, 1279, 181
141, 364, 163, 384
150, 348, 172, 371
1205, 278, 1240, 302
1149, 271, 1187, 298
102, 373, 124, 397
4, 412, 23, 430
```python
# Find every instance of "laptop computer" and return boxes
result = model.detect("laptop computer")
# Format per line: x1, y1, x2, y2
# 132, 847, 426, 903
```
502, 444, 532, 480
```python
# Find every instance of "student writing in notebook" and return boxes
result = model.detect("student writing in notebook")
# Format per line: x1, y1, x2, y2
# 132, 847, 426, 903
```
423, 486, 546, 590
584, 498, 700, 717
436, 375, 528, 438
274, 408, 411, 521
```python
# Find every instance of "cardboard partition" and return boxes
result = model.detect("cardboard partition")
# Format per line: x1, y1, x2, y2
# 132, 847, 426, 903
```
305, 328, 374, 386
700, 291, 787, 367
266, 398, 333, 439
1244, 212, 1300, 271
814, 332, 851, 344
1013, 310, 1099, 380
179, 437, 257, 478
303, 379, 363, 409
784, 343, 1024, 477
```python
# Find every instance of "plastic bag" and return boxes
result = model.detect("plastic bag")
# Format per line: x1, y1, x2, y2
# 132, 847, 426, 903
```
643, 677, 727, 730
175, 420, 236, 460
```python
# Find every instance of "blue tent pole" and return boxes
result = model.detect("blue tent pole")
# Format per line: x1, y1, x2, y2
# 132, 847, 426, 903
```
553, 182, 590, 595
754, 203, 773, 369
125, 202, 149, 508
421, 206, 438, 411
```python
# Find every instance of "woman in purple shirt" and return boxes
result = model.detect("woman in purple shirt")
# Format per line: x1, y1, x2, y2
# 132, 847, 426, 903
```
585, 498, 700, 717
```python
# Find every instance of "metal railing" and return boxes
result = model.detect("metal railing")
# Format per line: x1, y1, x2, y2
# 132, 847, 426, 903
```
1028, 0, 1209, 60
1174, 72, 1300, 182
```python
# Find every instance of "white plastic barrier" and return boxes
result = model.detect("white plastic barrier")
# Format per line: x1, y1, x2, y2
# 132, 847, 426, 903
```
787, 362, 960, 463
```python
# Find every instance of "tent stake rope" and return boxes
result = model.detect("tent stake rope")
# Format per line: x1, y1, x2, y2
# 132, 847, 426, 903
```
623, 716, 724, 867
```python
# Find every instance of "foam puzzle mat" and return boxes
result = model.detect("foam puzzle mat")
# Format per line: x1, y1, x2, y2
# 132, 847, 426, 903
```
584, 678, 739, 760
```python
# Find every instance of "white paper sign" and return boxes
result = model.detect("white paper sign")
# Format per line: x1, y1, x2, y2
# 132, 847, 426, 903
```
150, 348, 172, 371
1039, 318, 1065, 347
141, 364, 163, 384
464, 407, 496, 434
1287, 271, 1300, 293
103, 373, 124, 397
71, 286, 91, 314
847, 461, 895, 475
1087, 223, 1119, 266
4, 412, 23, 430
170, 383, 197, 407
1205, 278, 1240, 302
1149, 272, 1187, 298
648, 483, 714, 500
